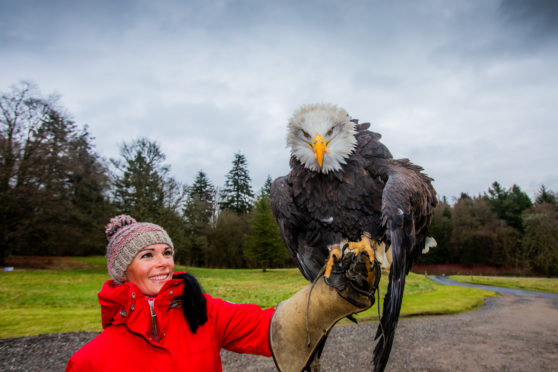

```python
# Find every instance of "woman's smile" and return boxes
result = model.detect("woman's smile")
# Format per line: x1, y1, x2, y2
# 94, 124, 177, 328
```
149, 273, 170, 281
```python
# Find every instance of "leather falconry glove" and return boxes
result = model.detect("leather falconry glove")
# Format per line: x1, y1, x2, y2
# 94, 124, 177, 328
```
269, 249, 381, 372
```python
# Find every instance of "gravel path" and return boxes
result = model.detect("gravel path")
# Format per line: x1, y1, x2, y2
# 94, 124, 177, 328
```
1, 294, 557, 371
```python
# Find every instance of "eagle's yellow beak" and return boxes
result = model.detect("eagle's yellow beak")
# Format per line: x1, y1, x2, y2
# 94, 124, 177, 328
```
310, 134, 331, 167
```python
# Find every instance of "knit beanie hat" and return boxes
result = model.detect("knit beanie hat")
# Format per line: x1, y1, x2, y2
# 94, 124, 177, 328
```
105, 215, 174, 284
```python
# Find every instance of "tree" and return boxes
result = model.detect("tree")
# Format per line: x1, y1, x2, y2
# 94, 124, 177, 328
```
522, 203, 558, 276
245, 185, 287, 271
507, 184, 534, 230
112, 138, 172, 218
419, 196, 451, 264
63, 127, 114, 255
261, 175, 273, 198
485, 181, 532, 232
189, 171, 216, 203
0, 82, 110, 262
207, 210, 250, 268
450, 196, 519, 267
182, 170, 216, 265
111, 137, 187, 253
219, 152, 254, 215
457, 192, 471, 201
1, 82, 51, 262
535, 185, 557, 207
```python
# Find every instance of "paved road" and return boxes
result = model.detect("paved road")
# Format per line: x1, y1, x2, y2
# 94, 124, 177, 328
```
428, 275, 558, 299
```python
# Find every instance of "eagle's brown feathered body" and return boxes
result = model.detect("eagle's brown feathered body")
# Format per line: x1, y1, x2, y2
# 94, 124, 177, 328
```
271, 106, 437, 372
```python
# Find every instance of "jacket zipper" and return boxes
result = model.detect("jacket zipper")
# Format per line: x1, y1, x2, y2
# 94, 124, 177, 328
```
148, 298, 158, 341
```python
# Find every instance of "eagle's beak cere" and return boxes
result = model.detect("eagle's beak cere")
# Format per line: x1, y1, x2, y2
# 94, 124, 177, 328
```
311, 134, 331, 167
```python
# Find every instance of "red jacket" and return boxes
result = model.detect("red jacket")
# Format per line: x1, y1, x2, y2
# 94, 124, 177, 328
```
67, 275, 274, 371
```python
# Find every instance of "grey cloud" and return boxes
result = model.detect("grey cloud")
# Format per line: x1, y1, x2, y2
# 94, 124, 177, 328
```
499, 0, 558, 36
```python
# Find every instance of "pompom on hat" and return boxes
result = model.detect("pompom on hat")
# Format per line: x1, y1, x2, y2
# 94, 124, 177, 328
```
105, 215, 174, 284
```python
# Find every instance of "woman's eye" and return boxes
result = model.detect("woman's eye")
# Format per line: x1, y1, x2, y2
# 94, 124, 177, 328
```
141, 252, 152, 259
164, 250, 172, 256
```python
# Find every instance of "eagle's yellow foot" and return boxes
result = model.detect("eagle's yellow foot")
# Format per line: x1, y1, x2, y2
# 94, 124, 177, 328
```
324, 245, 342, 279
345, 234, 376, 263
345, 234, 382, 289
323, 236, 381, 295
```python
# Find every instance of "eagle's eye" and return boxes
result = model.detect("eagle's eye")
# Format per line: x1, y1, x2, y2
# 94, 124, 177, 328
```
326, 127, 334, 137
301, 130, 311, 139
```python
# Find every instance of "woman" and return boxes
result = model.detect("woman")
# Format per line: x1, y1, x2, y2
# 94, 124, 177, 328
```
67, 215, 376, 371
66, 215, 274, 371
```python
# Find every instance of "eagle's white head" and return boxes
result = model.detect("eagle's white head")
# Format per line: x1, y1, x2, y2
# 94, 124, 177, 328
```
287, 103, 357, 174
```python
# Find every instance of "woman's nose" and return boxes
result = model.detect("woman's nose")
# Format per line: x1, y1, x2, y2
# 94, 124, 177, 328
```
155, 253, 168, 266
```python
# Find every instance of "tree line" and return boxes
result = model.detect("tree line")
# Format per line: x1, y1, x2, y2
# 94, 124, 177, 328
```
420, 184, 558, 276
0, 82, 287, 270
1, 82, 557, 275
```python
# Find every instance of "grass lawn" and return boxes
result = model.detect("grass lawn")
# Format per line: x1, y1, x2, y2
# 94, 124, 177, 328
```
450, 275, 558, 294
354, 272, 497, 322
0, 257, 496, 338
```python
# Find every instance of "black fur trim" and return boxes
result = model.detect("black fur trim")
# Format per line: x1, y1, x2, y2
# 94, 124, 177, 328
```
174, 273, 208, 334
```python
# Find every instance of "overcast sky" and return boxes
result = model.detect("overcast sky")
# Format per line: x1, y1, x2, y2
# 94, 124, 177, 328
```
1, 0, 557, 201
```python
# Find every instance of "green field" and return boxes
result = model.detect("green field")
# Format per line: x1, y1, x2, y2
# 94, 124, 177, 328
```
0, 257, 496, 338
450, 275, 558, 294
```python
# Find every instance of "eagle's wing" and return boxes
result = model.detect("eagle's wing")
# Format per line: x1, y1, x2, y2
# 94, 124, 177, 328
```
270, 176, 329, 281
370, 158, 437, 372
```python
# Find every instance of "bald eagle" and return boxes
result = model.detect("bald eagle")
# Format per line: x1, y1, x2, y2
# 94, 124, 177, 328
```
271, 103, 437, 372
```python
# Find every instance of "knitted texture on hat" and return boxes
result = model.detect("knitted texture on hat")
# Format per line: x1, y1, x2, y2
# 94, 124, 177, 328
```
105, 215, 174, 284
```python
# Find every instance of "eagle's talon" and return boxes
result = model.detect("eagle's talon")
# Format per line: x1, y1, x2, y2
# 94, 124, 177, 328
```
345, 234, 376, 267
324, 245, 342, 279
343, 234, 383, 293
324, 245, 348, 291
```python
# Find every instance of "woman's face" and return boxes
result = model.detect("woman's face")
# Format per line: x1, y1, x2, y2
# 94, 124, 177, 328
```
125, 243, 175, 296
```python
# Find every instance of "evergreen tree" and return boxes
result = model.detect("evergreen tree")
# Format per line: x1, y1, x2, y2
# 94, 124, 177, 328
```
112, 137, 169, 219
245, 188, 286, 271
261, 175, 273, 198
485, 181, 532, 232
111, 137, 187, 253
182, 170, 216, 265
507, 185, 533, 230
535, 185, 557, 207
459, 192, 471, 200
219, 152, 254, 214
189, 171, 216, 205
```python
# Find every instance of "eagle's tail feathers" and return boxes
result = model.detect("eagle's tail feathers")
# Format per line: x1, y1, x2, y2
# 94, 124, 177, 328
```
373, 225, 409, 372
